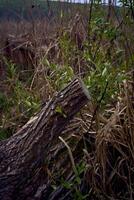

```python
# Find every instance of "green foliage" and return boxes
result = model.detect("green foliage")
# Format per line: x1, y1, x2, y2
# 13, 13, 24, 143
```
81, 12, 128, 107
0, 128, 10, 140
44, 59, 74, 90
84, 60, 127, 105
0, 92, 8, 111
59, 31, 77, 65
55, 105, 67, 118
0, 61, 40, 139
0, 2, 134, 199
61, 162, 89, 200
54, 65, 74, 90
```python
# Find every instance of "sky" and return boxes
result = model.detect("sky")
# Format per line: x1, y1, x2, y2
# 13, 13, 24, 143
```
51, 0, 120, 6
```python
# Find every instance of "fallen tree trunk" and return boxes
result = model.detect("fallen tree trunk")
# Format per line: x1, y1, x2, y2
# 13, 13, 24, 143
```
0, 78, 91, 200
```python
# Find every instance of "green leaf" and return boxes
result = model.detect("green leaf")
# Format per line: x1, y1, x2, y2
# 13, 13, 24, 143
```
55, 105, 67, 118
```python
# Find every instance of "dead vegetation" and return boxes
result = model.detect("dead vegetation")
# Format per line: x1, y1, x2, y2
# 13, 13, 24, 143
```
0, 3, 134, 199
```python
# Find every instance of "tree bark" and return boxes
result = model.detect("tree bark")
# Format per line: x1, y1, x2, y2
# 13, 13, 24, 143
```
0, 78, 90, 200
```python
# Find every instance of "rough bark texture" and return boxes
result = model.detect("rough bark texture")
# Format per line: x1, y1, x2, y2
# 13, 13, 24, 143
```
0, 78, 90, 200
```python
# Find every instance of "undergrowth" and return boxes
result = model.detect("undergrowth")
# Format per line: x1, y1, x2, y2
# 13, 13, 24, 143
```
0, 1, 134, 199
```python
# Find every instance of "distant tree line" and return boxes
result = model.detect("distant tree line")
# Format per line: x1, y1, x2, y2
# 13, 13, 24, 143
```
0, 0, 54, 20
0, 0, 131, 20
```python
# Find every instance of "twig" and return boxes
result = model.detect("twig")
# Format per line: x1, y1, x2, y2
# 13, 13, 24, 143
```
59, 136, 77, 175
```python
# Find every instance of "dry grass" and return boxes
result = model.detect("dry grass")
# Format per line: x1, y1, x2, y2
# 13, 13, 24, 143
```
0, 6, 134, 199
93, 79, 134, 199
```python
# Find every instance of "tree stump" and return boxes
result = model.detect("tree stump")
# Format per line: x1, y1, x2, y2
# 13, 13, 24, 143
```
0, 78, 91, 200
